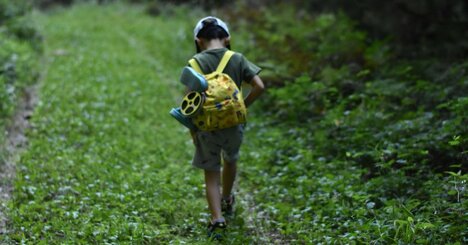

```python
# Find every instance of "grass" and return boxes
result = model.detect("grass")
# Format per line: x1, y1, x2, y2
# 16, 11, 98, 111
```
3, 2, 466, 244
3, 3, 258, 244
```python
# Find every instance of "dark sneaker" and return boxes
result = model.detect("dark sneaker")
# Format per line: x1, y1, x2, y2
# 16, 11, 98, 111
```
207, 220, 227, 240
180, 66, 207, 92
222, 195, 235, 216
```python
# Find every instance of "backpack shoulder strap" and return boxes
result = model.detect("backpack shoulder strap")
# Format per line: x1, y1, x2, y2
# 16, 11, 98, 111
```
189, 58, 203, 74
215, 50, 235, 73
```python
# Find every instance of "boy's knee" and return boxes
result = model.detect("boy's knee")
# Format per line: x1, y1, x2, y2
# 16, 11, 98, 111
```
222, 151, 239, 165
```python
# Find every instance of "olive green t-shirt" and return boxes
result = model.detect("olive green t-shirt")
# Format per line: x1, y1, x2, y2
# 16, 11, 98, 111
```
190, 48, 261, 88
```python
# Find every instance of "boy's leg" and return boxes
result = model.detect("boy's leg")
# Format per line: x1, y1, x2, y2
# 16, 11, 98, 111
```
220, 125, 243, 199
222, 160, 237, 199
204, 170, 224, 222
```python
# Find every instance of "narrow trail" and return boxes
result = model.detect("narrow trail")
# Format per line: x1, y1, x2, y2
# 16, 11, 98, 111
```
1, 3, 278, 244
0, 86, 38, 235
239, 190, 288, 244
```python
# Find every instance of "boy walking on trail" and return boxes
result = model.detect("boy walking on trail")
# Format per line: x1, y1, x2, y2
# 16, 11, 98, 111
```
182, 16, 265, 238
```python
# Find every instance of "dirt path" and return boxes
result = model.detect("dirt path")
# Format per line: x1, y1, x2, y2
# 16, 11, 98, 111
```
0, 85, 38, 235
239, 188, 290, 244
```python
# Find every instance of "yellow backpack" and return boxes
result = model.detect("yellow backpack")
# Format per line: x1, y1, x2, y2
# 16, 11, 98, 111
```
188, 50, 247, 131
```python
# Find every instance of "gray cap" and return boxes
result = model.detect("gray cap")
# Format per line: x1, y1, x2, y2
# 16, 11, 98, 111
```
193, 16, 230, 39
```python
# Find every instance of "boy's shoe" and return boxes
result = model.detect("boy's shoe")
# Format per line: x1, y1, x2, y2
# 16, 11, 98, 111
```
222, 195, 235, 217
207, 220, 227, 240
180, 66, 208, 92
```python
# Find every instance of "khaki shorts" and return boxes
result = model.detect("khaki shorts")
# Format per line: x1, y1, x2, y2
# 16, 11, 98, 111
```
192, 125, 244, 171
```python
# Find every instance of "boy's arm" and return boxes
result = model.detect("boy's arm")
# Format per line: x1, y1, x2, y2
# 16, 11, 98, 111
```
244, 75, 265, 108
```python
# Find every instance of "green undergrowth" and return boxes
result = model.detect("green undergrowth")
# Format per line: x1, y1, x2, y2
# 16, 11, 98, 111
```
0, 0, 42, 160
3, 1, 467, 244
241, 118, 467, 243
230, 3, 467, 243
3, 3, 256, 244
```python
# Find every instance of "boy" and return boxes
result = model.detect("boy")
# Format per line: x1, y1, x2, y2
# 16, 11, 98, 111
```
183, 16, 265, 238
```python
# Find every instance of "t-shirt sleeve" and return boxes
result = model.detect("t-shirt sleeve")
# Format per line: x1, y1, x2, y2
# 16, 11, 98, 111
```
239, 54, 261, 83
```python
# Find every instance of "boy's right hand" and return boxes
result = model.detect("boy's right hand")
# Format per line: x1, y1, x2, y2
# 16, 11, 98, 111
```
244, 75, 265, 108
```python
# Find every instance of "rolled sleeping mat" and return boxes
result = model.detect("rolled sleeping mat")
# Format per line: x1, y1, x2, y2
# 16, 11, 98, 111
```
169, 107, 197, 131
180, 66, 207, 92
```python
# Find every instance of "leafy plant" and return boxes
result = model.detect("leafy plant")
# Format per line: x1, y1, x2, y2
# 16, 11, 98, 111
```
0, 0, 41, 153
3, 2, 467, 244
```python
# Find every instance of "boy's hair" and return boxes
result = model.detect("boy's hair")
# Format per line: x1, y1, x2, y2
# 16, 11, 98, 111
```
194, 17, 231, 53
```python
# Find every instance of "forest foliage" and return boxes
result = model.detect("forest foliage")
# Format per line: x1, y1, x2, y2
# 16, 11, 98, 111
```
222, 0, 467, 242
0, 0, 466, 243
226, 0, 468, 175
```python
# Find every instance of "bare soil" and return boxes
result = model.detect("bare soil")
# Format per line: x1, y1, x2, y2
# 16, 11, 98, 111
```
0, 85, 38, 235
239, 189, 289, 244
